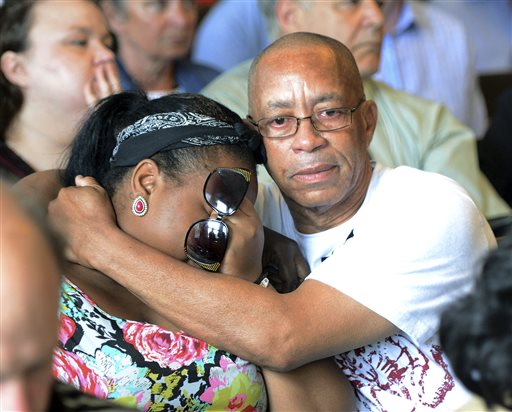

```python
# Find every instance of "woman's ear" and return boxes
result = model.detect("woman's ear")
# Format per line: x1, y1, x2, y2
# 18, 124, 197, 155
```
130, 159, 162, 197
1, 51, 30, 88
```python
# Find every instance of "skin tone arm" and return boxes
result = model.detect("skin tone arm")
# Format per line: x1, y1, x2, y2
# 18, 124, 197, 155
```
264, 358, 356, 411
44, 176, 396, 371
17, 172, 397, 371
17, 171, 356, 411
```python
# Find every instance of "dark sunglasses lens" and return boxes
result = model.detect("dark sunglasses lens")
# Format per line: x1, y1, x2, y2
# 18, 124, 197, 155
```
185, 219, 228, 265
205, 169, 249, 216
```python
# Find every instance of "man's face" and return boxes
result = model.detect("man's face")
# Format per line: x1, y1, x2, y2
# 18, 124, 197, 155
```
280, 0, 384, 78
249, 45, 374, 213
112, 0, 198, 61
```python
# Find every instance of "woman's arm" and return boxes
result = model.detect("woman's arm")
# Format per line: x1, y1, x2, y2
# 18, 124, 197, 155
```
263, 358, 355, 411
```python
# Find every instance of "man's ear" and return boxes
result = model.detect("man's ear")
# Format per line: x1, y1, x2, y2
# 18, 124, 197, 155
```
361, 100, 378, 148
130, 159, 162, 198
275, 0, 303, 34
1, 51, 30, 88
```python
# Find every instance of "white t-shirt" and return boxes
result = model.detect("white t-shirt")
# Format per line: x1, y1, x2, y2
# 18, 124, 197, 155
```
256, 163, 495, 411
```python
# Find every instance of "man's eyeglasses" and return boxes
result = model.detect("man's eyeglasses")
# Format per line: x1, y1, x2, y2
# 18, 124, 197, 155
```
184, 167, 251, 272
247, 95, 366, 139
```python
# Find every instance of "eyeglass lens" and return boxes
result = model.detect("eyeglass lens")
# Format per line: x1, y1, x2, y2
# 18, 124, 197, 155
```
185, 219, 228, 266
204, 168, 250, 215
185, 168, 251, 271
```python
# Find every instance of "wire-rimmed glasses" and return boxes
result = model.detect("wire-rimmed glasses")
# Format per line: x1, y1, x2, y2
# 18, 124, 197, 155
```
247, 95, 366, 138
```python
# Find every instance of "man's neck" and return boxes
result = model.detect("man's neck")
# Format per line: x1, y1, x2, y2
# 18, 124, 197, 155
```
118, 46, 176, 92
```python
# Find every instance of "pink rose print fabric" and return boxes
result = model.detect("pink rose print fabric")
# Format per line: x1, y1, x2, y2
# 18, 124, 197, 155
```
123, 323, 209, 369
53, 279, 267, 411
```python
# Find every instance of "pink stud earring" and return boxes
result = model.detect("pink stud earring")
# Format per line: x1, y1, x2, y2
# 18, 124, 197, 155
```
131, 195, 148, 217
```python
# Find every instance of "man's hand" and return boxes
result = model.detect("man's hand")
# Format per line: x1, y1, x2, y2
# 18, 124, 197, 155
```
262, 227, 310, 293
48, 176, 116, 267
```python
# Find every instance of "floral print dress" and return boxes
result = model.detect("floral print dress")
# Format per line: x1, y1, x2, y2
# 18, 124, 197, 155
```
53, 279, 267, 411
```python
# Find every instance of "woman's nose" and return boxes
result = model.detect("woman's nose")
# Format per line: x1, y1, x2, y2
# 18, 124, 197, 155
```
93, 41, 116, 66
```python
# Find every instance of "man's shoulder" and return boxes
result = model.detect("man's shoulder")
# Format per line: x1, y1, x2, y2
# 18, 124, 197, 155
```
365, 78, 445, 112
368, 164, 485, 231
373, 164, 472, 202
201, 59, 253, 117
365, 78, 461, 141
175, 60, 220, 93
116, 57, 138, 92
355, 164, 494, 258
202, 59, 253, 91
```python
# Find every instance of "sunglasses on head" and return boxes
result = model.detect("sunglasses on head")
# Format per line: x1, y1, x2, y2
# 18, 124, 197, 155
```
184, 167, 251, 272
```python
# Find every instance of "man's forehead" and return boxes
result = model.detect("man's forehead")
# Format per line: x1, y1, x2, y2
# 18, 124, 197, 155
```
262, 43, 332, 64
252, 63, 354, 109
261, 91, 349, 111
254, 48, 346, 87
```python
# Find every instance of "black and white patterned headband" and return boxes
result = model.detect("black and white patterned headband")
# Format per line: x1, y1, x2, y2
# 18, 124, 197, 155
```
110, 111, 265, 167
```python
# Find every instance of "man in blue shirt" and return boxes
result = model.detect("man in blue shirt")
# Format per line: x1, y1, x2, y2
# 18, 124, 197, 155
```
99, 0, 218, 97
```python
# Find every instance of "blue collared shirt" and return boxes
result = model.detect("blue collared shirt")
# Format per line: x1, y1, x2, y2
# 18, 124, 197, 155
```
431, 0, 512, 75
374, 1, 488, 136
191, 0, 270, 73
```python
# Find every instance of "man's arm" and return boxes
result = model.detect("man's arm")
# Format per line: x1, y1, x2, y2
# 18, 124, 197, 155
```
48, 177, 397, 371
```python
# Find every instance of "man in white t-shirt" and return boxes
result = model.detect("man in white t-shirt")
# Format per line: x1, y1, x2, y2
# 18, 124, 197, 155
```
246, 32, 495, 410
44, 33, 494, 411
257, 161, 485, 410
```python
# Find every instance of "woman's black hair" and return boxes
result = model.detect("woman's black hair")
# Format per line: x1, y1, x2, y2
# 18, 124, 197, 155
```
440, 234, 512, 410
0, 0, 36, 141
61, 91, 265, 197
